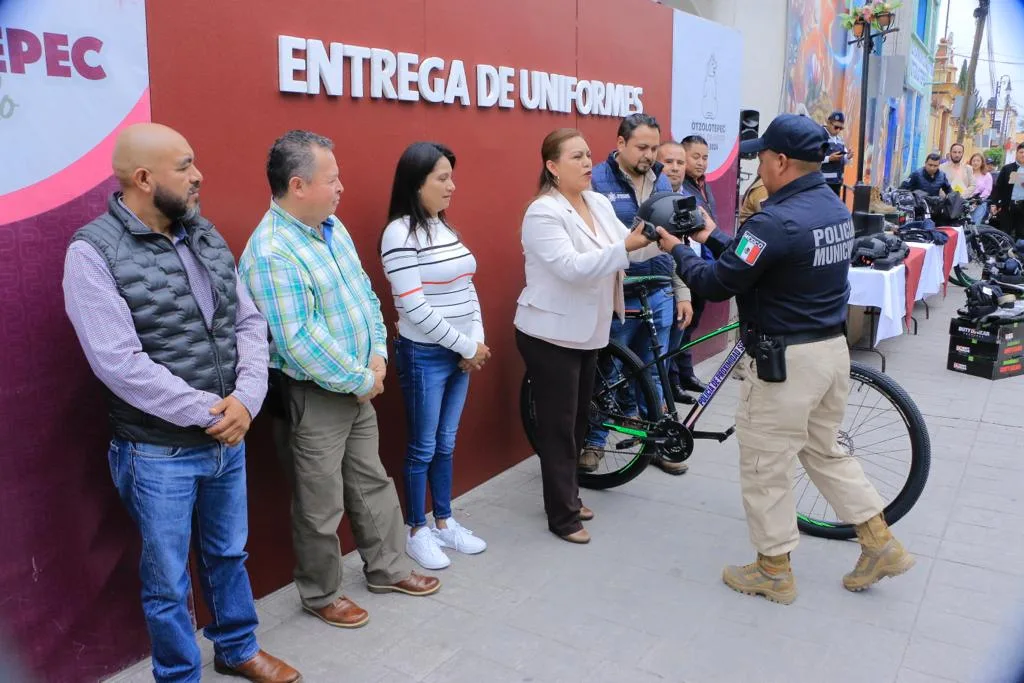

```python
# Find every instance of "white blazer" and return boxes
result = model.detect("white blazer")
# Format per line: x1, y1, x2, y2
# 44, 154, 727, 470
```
514, 190, 662, 346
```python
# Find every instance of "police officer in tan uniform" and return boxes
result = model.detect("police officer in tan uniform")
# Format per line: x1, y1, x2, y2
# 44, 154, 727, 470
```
656, 114, 914, 604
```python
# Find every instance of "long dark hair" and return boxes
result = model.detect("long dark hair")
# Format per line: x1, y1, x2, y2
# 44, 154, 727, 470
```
385, 142, 456, 246
536, 128, 584, 196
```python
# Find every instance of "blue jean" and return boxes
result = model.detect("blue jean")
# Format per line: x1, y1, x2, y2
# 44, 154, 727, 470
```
586, 287, 673, 448
971, 199, 989, 225
395, 337, 471, 528
108, 439, 259, 683
669, 295, 706, 383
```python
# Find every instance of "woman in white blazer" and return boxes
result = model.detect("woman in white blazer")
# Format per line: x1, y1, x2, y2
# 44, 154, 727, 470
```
514, 128, 662, 544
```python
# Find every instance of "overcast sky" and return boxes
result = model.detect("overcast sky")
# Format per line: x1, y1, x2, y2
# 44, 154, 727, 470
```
936, 0, 1024, 113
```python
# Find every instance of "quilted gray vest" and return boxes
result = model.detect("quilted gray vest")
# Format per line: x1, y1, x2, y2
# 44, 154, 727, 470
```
72, 194, 239, 446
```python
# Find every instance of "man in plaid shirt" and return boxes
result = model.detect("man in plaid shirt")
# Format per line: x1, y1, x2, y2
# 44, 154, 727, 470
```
240, 131, 440, 630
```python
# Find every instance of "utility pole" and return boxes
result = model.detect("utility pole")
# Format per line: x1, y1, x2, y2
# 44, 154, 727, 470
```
957, 0, 990, 144
1000, 81, 1013, 146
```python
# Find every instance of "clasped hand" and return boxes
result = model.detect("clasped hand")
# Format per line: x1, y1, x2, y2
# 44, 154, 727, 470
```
459, 342, 491, 373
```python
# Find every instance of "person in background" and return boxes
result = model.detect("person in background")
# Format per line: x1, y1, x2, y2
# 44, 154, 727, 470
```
677, 135, 720, 395
240, 130, 440, 633
939, 143, 976, 198
821, 111, 852, 197
992, 142, 1024, 240
63, 123, 300, 683
583, 115, 692, 476
380, 142, 489, 571
967, 152, 993, 224
901, 153, 952, 197
739, 175, 768, 223
515, 128, 663, 543
658, 140, 687, 195
657, 141, 701, 407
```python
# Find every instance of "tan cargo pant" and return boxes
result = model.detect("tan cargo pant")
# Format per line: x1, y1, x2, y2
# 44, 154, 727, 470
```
278, 378, 413, 609
735, 335, 884, 556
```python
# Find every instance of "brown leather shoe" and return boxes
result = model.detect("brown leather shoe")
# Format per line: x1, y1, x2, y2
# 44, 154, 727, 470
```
559, 528, 591, 544
302, 596, 369, 628
366, 571, 441, 596
578, 505, 594, 521
654, 456, 689, 476
213, 650, 301, 682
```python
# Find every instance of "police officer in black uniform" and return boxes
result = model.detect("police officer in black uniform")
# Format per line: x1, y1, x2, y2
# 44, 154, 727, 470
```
821, 111, 851, 197
654, 114, 914, 604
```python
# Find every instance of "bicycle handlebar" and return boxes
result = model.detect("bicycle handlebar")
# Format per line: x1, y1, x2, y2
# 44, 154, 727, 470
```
622, 275, 674, 287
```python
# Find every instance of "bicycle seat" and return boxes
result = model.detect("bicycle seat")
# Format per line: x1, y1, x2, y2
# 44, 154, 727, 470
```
622, 275, 673, 295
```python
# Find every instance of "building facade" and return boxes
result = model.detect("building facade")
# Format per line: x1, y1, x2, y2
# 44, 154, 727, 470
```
930, 36, 963, 156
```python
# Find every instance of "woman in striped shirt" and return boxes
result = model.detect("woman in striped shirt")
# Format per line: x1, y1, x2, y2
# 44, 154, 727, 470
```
380, 142, 490, 570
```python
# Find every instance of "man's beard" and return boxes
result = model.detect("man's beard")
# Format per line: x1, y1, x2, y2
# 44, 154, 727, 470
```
154, 184, 199, 223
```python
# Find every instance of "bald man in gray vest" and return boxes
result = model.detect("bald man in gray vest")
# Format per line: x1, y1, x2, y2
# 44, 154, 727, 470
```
63, 123, 300, 683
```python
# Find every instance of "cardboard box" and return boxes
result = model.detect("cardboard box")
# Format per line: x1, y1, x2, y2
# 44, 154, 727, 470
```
948, 317, 1024, 349
948, 335, 1024, 362
946, 351, 1024, 380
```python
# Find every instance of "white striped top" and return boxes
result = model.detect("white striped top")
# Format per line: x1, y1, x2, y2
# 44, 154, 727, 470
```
380, 217, 484, 359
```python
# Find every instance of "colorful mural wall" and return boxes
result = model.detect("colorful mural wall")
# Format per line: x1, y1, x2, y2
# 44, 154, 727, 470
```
781, 0, 868, 190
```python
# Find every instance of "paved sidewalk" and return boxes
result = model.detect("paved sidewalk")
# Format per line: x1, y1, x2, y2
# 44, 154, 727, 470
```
110, 289, 1024, 683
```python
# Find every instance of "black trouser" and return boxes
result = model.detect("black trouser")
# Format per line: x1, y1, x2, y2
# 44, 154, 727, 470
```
1005, 201, 1024, 241
515, 329, 597, 536
670, 296, 706, 383
827, 183, 842, 198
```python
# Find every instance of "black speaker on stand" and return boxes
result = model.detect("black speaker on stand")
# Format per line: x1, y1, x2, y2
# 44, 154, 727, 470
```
737, 109, 760, 227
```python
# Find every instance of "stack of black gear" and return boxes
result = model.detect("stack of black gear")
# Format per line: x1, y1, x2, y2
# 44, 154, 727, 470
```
850, 232, 909, 270
948, 284, 1024, 379
898, 218, 948, 245
981, 255, 1024, 286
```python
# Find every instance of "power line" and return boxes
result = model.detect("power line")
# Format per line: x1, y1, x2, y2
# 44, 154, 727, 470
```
952, 52, 1024, 66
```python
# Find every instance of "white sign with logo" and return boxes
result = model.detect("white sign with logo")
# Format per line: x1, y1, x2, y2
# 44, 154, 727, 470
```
278, 35, 645, 117
0, 0, 150, 223
669, 11, 742, 181
906, 36, 932, 96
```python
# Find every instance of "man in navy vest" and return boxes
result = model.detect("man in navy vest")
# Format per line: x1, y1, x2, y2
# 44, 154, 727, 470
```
63, 123, 300, 683
583, 114, 693, 476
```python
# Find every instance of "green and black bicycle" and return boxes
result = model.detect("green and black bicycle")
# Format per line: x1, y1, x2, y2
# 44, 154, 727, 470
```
519, 275, 931, 540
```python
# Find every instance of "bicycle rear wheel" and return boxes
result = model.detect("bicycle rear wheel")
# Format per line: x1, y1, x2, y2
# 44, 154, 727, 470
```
795, 361, 930, 540
519, 339, 661, 491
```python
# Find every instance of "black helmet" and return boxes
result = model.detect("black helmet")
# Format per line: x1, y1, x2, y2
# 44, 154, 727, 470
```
637, 191, 684, 229
960, 281, 1015, 320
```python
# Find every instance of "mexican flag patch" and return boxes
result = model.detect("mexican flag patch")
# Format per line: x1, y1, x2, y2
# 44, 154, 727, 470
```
735, 233, 766, 266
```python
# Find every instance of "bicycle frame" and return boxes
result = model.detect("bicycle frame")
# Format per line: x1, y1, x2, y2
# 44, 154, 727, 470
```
622, 282, 743, 431
600, 305, 744, 443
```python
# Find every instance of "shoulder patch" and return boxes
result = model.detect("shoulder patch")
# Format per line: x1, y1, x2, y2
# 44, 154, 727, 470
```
735, 233, 767, 266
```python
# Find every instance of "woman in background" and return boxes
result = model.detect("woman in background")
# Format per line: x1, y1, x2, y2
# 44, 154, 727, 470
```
968, 152, 993, 225
514, 128, 661, 544
380, 142, 490, 570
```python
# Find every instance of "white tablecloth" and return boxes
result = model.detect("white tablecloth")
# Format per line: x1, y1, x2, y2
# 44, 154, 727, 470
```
904, 242, 944, 300
848, 265, 906, 346
952, 226, 969, 266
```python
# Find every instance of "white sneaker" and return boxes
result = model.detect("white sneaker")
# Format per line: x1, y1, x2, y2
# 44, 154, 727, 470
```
406, 528, 450, 570
433, 518, 487, 555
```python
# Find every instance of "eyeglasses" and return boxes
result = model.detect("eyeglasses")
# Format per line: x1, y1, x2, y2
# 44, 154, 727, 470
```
832, 125, 845, 131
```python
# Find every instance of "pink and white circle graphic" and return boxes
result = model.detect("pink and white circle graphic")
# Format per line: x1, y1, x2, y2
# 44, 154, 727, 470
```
0, 0, 150, 224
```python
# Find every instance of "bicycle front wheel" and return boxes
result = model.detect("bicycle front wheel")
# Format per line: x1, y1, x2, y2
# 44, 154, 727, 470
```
795, 361, 931, 540
519, 340, 661, 491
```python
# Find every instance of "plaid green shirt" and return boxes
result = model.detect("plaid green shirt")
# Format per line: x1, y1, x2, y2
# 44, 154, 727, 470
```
239, 202, 387, 396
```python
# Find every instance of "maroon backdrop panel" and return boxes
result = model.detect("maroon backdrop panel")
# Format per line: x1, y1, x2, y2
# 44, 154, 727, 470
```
145, 0, 678, 614
0, 179, 151, 681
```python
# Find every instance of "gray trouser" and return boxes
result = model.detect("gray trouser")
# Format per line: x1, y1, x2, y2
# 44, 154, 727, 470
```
278, 378, 412, 609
